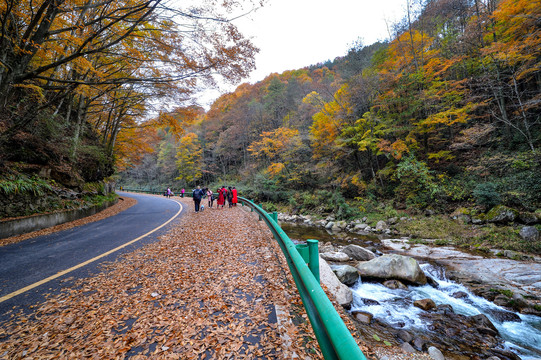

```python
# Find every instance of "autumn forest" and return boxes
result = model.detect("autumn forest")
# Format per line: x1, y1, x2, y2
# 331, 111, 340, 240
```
1, 0, 540, 220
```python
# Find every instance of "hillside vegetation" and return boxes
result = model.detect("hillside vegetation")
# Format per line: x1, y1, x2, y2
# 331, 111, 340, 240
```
122, 0, 540, 217
0, 0, 258, 218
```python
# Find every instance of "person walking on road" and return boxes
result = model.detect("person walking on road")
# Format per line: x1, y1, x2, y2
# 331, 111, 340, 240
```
217, 186, 226, 209
227, 186, 233, 208
206, 188, 214, 208
232, 187, 238, 206
192, 186, 204, 212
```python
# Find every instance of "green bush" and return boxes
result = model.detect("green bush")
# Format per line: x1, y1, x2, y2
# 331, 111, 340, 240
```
472, 182, 501, 208
0, 174, 52, 196
395, 154, 438, 209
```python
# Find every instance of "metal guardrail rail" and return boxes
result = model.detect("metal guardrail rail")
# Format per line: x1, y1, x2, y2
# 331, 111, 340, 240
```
239, 197, 367, 360
119, 188, 367, 359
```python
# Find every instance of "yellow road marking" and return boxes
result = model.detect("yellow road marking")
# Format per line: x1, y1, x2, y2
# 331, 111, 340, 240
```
0, 199, 183, 304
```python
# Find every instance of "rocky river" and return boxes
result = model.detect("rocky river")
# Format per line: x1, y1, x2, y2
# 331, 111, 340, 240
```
280, 221, 541, 360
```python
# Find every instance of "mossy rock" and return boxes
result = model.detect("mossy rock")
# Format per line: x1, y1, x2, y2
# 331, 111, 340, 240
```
486, 205, 519, 224
535, 209, 541, 222
451, 207, 471, 217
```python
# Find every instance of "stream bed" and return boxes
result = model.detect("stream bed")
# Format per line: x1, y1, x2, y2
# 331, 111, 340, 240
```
280, 222, 541, 360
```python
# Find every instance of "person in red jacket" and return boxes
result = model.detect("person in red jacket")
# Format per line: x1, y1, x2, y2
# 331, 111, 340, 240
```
232, 187, 238, 206
217, 186, 226, 209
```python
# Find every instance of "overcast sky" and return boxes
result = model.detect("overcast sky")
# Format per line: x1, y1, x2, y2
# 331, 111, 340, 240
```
197, 0, 407, 107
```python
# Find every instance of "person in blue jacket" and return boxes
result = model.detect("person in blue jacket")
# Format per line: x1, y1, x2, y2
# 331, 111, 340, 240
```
192, 186, 205, 212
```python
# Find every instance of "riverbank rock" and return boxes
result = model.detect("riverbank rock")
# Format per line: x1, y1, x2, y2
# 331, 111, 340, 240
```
355, 254, 428, 285
519, 226, 539, 242
375, 220, 388, 231
428, 346, 445, 360
351, 310, 373, 324
414, 298, 436, 311
330, 264, 359, 286
383, 279, 408, 290
319, 257, 353, 307
342, 244, 375, 261
320, 251, 350, 262
486, 205, 519, 224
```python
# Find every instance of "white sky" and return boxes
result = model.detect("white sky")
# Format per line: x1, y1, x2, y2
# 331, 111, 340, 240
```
197, 0, 407, 107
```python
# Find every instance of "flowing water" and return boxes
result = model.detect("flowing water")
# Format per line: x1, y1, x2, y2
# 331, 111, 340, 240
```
281, 222, 541, 359
350, 264, 541, 359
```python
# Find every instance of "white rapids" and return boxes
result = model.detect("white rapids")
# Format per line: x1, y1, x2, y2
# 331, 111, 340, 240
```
350, 263, 541, 359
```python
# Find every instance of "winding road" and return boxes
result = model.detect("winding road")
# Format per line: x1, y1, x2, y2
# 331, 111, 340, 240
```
0, 192, 184, 320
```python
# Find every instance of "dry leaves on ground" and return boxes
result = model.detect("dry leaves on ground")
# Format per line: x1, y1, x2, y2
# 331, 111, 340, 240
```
0, 199, 343, 359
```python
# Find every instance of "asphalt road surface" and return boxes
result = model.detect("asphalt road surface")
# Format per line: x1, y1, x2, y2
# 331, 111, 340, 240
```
0, 192, 184, 321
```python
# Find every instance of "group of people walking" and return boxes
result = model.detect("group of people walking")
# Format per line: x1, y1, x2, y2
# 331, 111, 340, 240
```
191, 185, 238, 213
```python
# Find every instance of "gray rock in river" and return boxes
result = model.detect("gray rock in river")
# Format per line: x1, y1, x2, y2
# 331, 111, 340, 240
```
330, 264, 359, 286
355, 254, 427, 285
342, 244, 375, 261
320, 251, 350, 262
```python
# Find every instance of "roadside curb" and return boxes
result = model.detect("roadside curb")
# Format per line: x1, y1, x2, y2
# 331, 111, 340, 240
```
0, 199, 118, 239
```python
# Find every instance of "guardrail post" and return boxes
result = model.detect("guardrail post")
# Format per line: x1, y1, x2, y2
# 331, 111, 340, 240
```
295, 244, 309, 263
258, 204, 262, 221
307, 239, 320, 283
268, 211, 278, 222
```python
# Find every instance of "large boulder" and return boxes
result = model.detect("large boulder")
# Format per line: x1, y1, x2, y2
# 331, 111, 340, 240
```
355, 254, 427, 285
519, 226, 539, 242
342, 244, 376, 261
320, 251, 350, 262
319, 257, 353, 307
486, 205, 519, 224
330, 264, 359, 286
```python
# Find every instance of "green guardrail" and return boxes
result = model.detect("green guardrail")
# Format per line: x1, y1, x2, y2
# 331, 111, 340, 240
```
239, 197, 367, 360
120, 188, 366, 359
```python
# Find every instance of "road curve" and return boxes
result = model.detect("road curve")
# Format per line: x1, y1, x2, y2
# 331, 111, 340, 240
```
0, 192, 183, 319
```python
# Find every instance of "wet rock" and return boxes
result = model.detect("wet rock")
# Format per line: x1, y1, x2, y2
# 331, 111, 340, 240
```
342, 244, 376, 261
356, 254, 427, 285
383, 279, 408, 290
330, 264, 359, 286
519, 226, 539, 242
435, 304, 454, 314
387, 217, 398, 225
428, 346, 445, 360
426, 275, 439, 288
412, 337, 427, 351
493, 294, 511, 307
325, 221, 334, 229
452, 291, 468, 299
397, 329, 413, 343
320, 251, 350, 262
351, 310, 373, 324
470, 314, 499, 337
486, 205, 519, 224
359, 298, 381, 306
319, 257, 353, 307
414, 298, 436, 311
486, 308, 521, 323
400, 342, 416, 353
